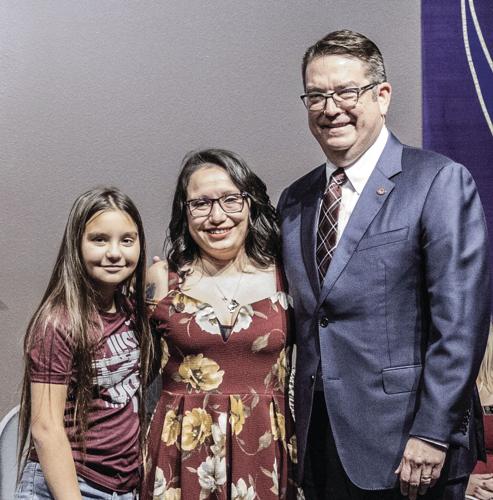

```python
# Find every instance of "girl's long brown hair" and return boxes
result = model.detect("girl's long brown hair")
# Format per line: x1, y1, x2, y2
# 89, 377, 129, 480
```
17, 187, 152, 478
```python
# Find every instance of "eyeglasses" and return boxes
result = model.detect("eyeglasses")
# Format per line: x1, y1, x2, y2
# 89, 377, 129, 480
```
185, 192, 248, 217
300, 82, 381, 112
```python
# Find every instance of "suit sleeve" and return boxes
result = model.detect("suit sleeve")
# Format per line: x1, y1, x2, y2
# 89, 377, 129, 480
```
409, 162, 491, 444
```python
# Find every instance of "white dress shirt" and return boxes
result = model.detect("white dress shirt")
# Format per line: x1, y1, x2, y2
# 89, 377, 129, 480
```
324, 125, 389, 244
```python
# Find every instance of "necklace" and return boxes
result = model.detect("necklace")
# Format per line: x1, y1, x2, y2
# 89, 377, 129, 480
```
201, 261, 244, 313
213, 273, 244, 313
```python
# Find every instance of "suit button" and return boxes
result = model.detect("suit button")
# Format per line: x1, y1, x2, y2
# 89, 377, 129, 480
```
310, 374, 315, 384
320, 316, 329, 328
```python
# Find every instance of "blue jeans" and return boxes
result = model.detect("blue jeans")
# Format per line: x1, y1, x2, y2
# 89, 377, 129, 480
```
15, 461, 137, 499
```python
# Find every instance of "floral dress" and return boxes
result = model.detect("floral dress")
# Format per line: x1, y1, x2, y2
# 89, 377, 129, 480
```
142, 266, 297, 500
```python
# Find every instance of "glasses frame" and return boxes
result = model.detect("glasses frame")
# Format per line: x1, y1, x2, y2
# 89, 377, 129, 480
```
185, 192, 249, 218
300, 82, 381, 112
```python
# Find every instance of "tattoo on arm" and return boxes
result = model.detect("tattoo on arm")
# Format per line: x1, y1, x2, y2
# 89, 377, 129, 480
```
145, 282, 157, 302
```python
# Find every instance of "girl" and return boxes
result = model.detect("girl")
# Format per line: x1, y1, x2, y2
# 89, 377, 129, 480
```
15, 187, 152, 499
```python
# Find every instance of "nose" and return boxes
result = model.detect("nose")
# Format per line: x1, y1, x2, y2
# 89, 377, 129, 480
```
105, 242, 122, 261
208, 200, 227, 223
322, 95, 343, 116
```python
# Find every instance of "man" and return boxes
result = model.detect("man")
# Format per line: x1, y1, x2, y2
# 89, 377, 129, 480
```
278, 30, 491, 499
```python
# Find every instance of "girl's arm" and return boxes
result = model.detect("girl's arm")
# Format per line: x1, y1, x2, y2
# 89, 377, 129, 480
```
30, 382, 82, 500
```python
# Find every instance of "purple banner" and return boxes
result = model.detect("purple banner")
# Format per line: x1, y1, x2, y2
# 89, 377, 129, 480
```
422, 0, 493, 308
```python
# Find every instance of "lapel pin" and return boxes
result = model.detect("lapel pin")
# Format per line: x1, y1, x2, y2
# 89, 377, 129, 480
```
376, 187, 386, 195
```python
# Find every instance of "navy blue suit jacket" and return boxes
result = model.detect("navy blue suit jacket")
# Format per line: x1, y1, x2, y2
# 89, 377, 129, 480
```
278, 133, 491, 489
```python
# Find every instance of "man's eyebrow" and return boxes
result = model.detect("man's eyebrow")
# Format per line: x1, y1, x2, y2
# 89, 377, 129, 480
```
305, 85, 326, 93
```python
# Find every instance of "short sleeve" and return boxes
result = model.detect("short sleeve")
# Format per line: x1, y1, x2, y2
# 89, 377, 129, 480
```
29, 321, 74, 385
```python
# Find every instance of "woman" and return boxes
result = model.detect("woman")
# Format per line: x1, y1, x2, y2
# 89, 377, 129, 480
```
142, 149, 296, 499
466, 323, 493, 500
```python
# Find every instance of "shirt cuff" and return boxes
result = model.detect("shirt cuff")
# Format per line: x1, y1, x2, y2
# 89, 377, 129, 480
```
414, 436, 449, 450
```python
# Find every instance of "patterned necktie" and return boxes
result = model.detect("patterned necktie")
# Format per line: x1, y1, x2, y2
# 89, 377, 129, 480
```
316, 167, 348, 282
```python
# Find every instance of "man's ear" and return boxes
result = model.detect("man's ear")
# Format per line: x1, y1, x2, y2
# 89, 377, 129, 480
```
377, 82, 392, 117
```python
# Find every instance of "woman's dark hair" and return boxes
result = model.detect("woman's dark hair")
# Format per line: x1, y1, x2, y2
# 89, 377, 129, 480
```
166, 148, 280, 272
17, 187, 152, 478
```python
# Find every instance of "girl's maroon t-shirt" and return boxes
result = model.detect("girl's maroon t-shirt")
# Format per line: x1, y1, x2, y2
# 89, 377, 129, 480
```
28, 310, 141, 493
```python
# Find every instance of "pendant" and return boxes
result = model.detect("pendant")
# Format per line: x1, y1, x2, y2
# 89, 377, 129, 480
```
227, 299, 240, 313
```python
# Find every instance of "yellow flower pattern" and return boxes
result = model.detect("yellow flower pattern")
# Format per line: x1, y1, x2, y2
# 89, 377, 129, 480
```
273, 349, 287, 391
161, 410, 181, 446
229, 395, 246, 435
170, 292, 198, 315
181, 408, 213, 451
163, 489, 181, 500
177, 354, 224, 392
269, 401, 286, 442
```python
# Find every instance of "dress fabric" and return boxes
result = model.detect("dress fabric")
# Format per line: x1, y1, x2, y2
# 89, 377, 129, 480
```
473, 412, 493, 473
142, 268, 296, 499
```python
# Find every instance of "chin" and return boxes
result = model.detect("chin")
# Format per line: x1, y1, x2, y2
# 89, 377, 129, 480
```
204, 245, 241, 260
322, 141, 353, 156
327, 142, 352, 151
95, 277, 122, 287
318, 133, 352, 149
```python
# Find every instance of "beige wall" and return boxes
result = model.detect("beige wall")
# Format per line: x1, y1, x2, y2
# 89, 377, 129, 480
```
0, 0, 421, 418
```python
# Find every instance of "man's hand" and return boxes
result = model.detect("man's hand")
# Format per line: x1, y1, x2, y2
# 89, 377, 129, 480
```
395, 437, 446, 499
466, 473, 493, 499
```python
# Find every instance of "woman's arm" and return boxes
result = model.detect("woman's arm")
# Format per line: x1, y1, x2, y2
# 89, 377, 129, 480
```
30, 382, 82, 500
145, 260, 169, 309
146, 260, 169, 383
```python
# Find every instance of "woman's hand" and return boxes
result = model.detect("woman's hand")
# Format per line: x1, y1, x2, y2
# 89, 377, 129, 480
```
466, 473, 493, 500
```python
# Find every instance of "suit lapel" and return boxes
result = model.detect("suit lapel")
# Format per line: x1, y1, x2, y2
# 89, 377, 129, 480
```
300, 165, 326, 296
318, 134, 403, 305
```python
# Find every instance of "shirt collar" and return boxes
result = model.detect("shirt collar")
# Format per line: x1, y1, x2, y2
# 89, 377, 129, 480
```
325, 126, 389, 194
